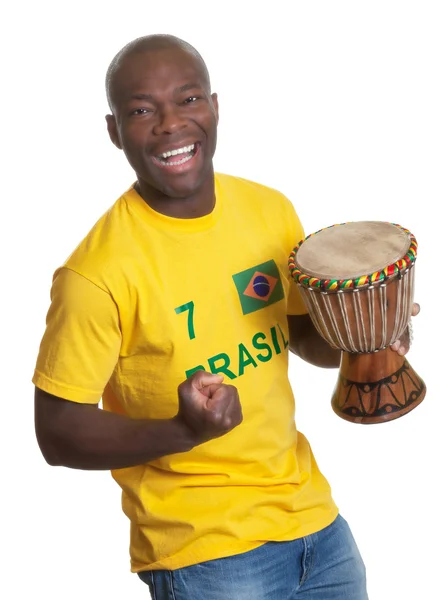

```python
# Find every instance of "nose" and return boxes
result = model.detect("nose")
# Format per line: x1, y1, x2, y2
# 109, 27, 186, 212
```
152, 105, 187, 135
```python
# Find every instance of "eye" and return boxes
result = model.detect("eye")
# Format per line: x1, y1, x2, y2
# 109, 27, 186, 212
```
130, 108, 153, 116
183, 96, 199, 104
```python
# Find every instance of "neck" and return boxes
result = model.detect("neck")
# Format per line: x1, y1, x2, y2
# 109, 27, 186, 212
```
135, 169, 216, 219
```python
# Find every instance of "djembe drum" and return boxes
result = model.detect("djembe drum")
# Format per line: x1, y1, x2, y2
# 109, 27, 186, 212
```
288, 221, 426, 424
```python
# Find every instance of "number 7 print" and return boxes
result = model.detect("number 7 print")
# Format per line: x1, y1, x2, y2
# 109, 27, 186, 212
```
174, 301, 196, 340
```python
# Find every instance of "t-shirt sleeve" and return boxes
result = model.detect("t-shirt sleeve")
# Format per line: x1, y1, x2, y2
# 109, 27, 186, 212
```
283, 196, 309, 316
32, 267, 121, 404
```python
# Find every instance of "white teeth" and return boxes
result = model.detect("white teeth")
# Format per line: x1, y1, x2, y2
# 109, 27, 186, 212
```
155, 153, 194, 167
161, 144, 195, 158
170, 154, 194, 166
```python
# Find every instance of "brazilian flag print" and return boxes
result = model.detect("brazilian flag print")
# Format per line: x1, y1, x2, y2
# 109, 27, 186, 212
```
232, 259, 285, 315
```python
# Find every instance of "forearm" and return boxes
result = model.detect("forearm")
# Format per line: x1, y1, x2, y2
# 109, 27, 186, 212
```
289, 317, 341, 368
36, 399, 197, 471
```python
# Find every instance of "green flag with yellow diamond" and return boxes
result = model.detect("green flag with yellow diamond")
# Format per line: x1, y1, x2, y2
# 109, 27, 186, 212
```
232, 259, 284, 315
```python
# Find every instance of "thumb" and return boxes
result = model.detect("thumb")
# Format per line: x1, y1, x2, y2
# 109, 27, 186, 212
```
190, 371, 224, 390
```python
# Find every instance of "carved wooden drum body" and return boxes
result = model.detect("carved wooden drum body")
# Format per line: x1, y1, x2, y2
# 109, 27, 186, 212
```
289, 221, 426, 424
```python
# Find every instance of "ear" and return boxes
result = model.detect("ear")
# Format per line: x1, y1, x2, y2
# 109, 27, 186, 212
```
211, 93, 219, 124
105, 114, 122, 150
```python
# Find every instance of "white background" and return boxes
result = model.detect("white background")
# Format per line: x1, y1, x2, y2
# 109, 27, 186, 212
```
1, 1, 447, 598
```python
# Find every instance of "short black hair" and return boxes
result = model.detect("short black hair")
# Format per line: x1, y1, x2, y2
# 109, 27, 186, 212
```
105, 34, 211, 110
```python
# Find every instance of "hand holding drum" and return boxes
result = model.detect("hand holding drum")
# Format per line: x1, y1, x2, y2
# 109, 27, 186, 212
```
289, 221, 426, 424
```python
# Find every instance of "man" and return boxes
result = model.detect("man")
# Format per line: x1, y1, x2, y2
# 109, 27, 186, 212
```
33, 34, 416, 599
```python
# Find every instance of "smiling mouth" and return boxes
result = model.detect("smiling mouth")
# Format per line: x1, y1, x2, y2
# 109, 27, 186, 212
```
153, 143, 199, 167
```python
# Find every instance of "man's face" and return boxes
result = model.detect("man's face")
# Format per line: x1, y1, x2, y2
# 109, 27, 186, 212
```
106, 47, 219, 200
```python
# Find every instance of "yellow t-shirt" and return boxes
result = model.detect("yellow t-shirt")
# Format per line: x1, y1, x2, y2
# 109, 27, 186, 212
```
33, 173, 338, 571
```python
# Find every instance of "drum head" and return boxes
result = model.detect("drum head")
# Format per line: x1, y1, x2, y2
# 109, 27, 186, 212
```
294, 221, 411, 279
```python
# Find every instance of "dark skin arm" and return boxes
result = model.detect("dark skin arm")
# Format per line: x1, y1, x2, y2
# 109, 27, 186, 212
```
35, 389, 195, 470
287, 314, 341, 368
35, 371, 242, 471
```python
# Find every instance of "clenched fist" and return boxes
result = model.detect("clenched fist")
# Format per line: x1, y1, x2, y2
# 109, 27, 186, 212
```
177, 371, 243, 444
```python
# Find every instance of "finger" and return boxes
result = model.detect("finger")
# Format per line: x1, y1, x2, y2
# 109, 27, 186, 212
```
190, 371, 224, 389
206, 389, 240, 426
205, 386, 228, 409
202, 383, 223, 398
222, 395, 242, 427
411, 302, 420, 317
206, 392, 232, 424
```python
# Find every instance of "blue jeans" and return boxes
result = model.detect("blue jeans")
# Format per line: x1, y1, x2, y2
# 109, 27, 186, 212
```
137, 515, 368, 599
